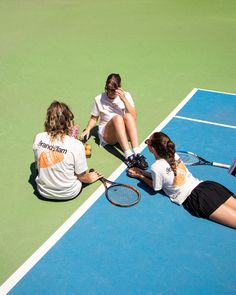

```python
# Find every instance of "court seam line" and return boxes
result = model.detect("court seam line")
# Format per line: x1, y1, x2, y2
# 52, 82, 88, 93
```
174, 115, 236, 129
197, 87, 236, 97
0, 88, 198, 295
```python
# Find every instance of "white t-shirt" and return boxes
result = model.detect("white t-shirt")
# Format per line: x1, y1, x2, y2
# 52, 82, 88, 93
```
91, 91, 135, 127
151, 153, 201, 205
33, 132, 88, 200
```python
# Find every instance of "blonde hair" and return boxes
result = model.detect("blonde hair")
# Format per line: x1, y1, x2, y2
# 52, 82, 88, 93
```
44, 101, 74, 141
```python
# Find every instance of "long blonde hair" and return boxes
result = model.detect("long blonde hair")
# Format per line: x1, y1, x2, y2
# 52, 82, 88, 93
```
44, 101, 74, 141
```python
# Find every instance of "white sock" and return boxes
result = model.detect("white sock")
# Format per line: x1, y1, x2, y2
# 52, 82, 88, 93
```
124, 149, 133, 159
133, 147, 140, 156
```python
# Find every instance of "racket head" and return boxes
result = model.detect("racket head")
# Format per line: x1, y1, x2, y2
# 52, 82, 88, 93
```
177, 150, 210, 166
105, 183, 140, 207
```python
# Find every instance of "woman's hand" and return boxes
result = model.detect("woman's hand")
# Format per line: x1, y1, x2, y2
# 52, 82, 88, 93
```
77, 170, 102, 184
80, 129, 90, 142
80, 116, 98, 141
116, 88, 137, 119
115, 88, 126, 102
88, 170, 103, 182
128, 167, 153, 189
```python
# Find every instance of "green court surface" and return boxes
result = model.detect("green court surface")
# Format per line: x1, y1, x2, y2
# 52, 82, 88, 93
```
1, 0, 236, 286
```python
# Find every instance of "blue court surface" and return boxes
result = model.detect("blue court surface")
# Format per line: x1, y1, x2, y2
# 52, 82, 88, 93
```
1, 89, 236, 295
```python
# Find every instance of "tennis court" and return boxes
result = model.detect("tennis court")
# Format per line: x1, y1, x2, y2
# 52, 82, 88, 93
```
1, 88, 235, 295
1, 1, 236, 294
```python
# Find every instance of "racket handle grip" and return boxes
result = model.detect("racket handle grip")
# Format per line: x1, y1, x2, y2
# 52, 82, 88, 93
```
212, 162, 230, 169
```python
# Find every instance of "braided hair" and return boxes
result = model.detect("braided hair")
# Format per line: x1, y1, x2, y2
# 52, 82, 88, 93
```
148, 132, 177, 176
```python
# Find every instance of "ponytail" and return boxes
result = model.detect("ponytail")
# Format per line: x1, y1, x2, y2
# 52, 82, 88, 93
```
166, 140, 177, 176
148, 132, 177, 175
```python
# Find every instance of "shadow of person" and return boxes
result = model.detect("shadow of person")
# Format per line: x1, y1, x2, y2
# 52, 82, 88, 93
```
89, 126, 100, 145
137, 182, 167, 198
104, 144, 125, 162
28, 162, 43, 200
89, 126, 125, 162
125, 171, 167, 197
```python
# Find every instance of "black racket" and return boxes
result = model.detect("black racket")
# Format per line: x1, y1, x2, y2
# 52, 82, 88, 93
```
177, 151, 230, 169
89, 169, 140, 207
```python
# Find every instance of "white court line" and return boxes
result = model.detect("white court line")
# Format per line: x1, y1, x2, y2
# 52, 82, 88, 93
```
197, 87, 236, 97
0, 87, 201, 295
138, 88, 199, 151
174, 115, 236, 129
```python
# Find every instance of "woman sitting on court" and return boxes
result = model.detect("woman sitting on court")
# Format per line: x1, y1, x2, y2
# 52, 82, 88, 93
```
80, 73, 148, 170
127, 131, 236, 229
33, 101, 101, 200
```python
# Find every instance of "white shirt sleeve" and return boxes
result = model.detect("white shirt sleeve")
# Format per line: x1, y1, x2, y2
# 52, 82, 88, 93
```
73, 141, 88, 175
91, 97, 100, 117
151, 168, 163, 191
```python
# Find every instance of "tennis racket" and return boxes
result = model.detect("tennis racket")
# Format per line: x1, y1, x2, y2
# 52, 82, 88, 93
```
89, 169, 140, 207
177, 151, 230, 169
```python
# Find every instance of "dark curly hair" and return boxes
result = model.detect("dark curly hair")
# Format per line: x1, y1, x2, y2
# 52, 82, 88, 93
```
44, 101, 74, 141
147, 132, 177, 176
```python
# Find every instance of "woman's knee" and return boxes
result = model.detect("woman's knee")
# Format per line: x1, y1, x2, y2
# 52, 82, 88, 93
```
112, 114, 125, 125
123, 113, 135, 124
123, 114, 137, 132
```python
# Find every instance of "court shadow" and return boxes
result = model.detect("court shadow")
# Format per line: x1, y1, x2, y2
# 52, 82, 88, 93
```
28, 162, 43, 200
136, 181, 158, 196
89, 126, 100, 145
125, 171, 167, 197
104, 144, 125, 161
136, 181, 169, 197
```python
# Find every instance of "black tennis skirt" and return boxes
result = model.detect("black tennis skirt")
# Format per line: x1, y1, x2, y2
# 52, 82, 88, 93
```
182, 181, 234, 219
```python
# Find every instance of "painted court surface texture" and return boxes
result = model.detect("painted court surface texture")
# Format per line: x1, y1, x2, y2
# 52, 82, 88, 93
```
1, 89, 235, 295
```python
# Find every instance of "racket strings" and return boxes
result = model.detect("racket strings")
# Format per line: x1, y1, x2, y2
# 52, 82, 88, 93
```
106, 185, 139, 206
178, 152, 199, 165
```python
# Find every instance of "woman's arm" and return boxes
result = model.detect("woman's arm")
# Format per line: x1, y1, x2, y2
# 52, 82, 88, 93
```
80, 115, 98, 141
128, 167, 153, 189
77, 170, 101, 184
138, 174, 153, 188
116, 88, 137, 119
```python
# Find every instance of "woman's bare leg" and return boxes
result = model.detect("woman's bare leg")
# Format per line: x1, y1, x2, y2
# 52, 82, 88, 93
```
102, 114, 148, 169
123, 113, 139, 149
103, 115, 130, 152
209, 196, 236, 229
225, 195, 236, 210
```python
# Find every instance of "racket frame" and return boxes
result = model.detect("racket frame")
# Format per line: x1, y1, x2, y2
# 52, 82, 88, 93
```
100, 177, 140, 207
177, 150, 230, 169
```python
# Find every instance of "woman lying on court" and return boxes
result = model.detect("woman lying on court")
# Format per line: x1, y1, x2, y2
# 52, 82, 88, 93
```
127, 131, 236, 229
80, 73, 148, 170
33, 101, 101, 200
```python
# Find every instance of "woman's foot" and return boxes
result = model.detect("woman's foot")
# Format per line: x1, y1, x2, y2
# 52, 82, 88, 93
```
135, 154, 148, 170
125, 154, 148, 170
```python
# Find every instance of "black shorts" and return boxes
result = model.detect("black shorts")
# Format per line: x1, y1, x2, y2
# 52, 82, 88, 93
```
182, 181, 234, 219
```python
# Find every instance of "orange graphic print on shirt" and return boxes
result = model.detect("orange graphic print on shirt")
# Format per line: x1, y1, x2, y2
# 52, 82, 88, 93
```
173, 162, 187, 186
39, 150, 64, 168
